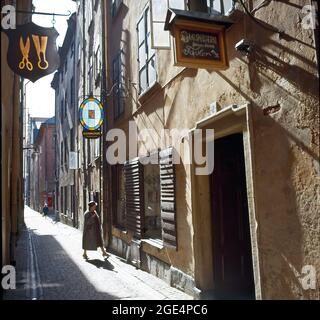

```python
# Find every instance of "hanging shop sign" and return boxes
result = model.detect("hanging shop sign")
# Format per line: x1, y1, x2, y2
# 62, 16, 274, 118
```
172, 19, 228, 70
79, 97, 104, 139
4, 22, 60, 82
82, 128, 102, 139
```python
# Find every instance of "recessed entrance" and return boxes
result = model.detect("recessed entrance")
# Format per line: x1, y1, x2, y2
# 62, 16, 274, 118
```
211, 133, 255, 299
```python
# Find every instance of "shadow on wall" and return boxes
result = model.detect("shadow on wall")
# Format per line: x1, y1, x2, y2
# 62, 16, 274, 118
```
166, 152, 193, 273
215, 63, 316, 299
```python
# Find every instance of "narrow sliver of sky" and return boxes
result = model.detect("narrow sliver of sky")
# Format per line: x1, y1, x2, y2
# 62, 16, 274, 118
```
26, 0, 77, 119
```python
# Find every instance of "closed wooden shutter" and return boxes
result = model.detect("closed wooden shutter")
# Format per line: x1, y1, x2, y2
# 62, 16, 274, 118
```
159, 147, 177, 249
124, 158, 145, 238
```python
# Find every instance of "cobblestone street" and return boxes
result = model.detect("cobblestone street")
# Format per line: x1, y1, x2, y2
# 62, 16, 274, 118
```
3, 207, 193, 300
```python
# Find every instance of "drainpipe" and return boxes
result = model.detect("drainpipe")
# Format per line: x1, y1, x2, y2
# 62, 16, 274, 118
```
102, 0, 111, 246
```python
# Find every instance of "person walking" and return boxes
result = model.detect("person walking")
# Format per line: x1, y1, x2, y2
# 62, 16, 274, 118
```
82, 201, 108, 260
42, 203, 49, 217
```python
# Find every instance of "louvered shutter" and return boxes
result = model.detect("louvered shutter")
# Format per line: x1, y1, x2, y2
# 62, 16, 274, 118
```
159, 147, 177, 249
124, 158, 145, 238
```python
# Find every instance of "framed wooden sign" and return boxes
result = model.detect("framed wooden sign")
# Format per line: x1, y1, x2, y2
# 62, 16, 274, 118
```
4, 22, 60, 82
172, 19, 228, 70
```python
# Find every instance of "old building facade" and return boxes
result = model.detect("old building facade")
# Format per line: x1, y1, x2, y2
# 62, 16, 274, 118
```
1, 0, 33, 266
52, 13, 78, 226
74, 0, 105, 232
52, 1, 105, 231
104, 0, 319, 300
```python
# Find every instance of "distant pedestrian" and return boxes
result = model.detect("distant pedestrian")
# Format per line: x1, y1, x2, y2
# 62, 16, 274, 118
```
82, 201, 108, 260
42, 203, 49, 216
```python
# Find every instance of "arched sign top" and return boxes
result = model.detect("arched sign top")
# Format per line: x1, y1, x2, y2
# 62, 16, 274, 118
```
79, 97, 104, 131
4, 22, 60, 82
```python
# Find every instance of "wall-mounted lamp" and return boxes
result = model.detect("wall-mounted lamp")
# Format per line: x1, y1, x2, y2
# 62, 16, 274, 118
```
235, 39, 254, 55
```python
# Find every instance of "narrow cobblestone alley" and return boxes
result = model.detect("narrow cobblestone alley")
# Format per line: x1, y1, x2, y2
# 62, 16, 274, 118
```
3, 207, 193, 300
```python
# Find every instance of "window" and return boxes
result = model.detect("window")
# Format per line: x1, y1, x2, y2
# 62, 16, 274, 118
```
150, 0, 234, 49
60, 99, 64, 123
94, 0, 99, 12
208, 0, 234, 15
64, 92, 68, 118
64, 186, 68, 216
70, 77, 75, 108
137, 7, 157, 94
64, 137, 68, 167
113, 50, 125, 119
123, 148, 177, 247
60, 142, 63, 166
150, 0, 186, 49
94, 45, 101, 86
77, 42, 81, 63
94, 138, 100, 158
60, 187, 63, 213
112, 0, 123, 17
88, 0, 93, 24
143, 162, 162, 239
113, 165, 125, 227
71, 41, 75, 57
70, 128, 74, 152
88, 55, 93, 95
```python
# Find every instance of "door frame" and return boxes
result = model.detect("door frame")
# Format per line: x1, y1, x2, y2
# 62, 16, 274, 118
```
190, 103, 262, 299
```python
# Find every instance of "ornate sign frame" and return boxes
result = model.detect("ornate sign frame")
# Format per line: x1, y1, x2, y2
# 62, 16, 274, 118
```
172, 19, 228, 70
79, 97, 104, 130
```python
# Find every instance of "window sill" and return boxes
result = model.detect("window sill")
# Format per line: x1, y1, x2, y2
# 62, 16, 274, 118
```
138, 81, 161, 105
141, 238, 164, 250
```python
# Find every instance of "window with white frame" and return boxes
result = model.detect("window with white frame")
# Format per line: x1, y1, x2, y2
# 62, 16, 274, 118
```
94, 138, 100, 158
150, 0, 186, 49
208, 0, 234, 15
113, 50, 125, 119
150, 0, 234, 49
137, 7, 157, 94
94, 45, 101, 86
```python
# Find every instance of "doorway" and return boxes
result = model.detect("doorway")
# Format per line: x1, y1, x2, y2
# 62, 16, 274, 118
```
211, 133, 255, 299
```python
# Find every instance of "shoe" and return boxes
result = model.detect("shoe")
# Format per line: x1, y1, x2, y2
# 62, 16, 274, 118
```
83, 254, 89, 260
102, 252, 109, 258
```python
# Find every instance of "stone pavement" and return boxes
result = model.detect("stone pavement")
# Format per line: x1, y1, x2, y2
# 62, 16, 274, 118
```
3, 206, 193, 300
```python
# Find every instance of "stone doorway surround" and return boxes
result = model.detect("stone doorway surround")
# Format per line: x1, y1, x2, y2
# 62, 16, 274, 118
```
189, 103, 262, 300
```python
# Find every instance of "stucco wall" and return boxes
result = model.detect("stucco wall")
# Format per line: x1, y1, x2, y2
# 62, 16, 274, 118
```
107, 0, 319, 298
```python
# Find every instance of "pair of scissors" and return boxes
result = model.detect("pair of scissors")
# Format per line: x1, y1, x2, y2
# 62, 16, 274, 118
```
19, 37, 33, 71
32, 35, 49, 70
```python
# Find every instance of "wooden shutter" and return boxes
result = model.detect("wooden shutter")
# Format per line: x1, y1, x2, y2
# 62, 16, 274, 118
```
124, 158, 145, 238
159, 147, 177, 249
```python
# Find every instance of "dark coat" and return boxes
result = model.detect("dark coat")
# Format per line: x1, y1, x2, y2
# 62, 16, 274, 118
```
82, 210, 103, 250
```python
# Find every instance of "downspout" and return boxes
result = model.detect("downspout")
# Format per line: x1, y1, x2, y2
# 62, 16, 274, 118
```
82, 0, 87, 210
102, 0, 111, 246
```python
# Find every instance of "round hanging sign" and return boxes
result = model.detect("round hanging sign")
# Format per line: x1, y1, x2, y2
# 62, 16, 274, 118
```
79, 97, 104, 131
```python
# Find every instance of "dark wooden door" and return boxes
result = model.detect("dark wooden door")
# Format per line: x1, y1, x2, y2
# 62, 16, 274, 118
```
211, 134, 255, 299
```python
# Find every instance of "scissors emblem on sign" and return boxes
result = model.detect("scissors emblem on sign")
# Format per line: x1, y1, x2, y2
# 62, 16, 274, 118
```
19, 37, 33, 71
32, 35, 49, 70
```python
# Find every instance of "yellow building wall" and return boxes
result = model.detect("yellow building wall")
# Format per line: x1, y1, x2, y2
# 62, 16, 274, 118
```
107, 0, 319, 298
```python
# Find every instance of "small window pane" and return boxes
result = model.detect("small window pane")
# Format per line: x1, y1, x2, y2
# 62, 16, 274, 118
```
169, 0, 185, 9
148, 56, 157, 85
139, 68, 147, 92
152, 22, 170, 48
152, 0, 168, 21
138, 44, 147, 69
138, 18, 145, 45
147, 33, 155, 56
